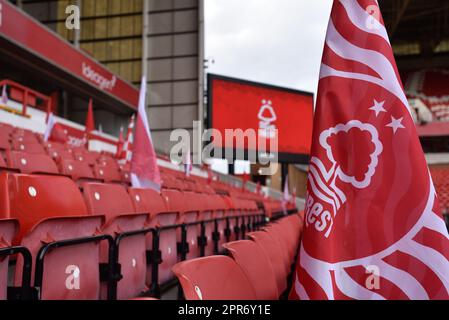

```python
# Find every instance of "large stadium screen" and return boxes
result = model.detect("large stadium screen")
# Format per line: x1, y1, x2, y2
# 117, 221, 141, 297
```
207, 74, 314, 163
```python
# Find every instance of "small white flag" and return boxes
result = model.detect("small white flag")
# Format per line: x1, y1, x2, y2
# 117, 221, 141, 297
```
1, 85, 8, 105
44, 113, 56, 142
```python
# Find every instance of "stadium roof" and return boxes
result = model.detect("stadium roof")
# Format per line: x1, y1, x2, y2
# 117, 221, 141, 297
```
381, 0, 449, 70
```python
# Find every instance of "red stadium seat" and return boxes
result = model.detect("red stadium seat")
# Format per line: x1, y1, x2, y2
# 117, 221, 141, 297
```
0, 173, 90, 244
82, 183, 148, 300
18, 216, 104, 300
59, 159, 95, 182
0, 173, 106, 299
47, 147, 74, 163
6, 151, 59, 175
0, 155, 6, 168
0, 124, 14, 138
263, 223, 295, 268
73, 150, 99, 166
173, 256, 257, 300
163, 189, 200, 260
11, 140, 46, 155
129, 188, 168, 217
128, 188, 178, 287
93, 163, 122, 182
247, 231, 289, 295
11, 129, 39, 144
44, 142, 67, 152
0, 219, 19, 300
223, 240, 279, 300
0, 135, 10, 151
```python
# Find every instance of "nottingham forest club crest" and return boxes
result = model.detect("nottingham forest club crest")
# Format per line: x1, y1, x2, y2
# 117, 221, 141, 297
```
304, 95, 414, 245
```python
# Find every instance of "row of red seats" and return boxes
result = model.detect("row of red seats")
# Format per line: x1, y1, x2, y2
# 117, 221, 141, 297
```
173, 213, 303, 300
0, 172, 265, 300
0, 123, 290, 216
0, 123, 128, 183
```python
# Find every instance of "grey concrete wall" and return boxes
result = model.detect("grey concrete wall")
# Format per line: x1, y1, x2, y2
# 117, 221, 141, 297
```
144, 0, 203, 155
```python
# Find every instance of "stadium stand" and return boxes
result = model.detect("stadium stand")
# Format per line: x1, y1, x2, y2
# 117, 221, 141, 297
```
404, 69, 449, 122
0, 120, 298, 300
175, 212, 303, 300
430, 165, 449, 216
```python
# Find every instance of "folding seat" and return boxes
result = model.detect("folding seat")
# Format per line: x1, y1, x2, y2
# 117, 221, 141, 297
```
0, 134, 10, 151
247, 231, 289, 295
0, 172, 105, 299
163, 189, 200, 260
6, 151, 59, 175
129, 188, 168, 218
263, 222, 297, 269
11, 128, 38, 143
227, 198, 242, 241
11, 140, 46, 155
0, 124, 13, 137
59, 159, 96, 182
161, 175, 184, 190
44, 142, 67, 152
97, 155, 119, 168
47, 147, 74, 163
73, 150, 99, 165
93, 163, 122, 182
193, 193, 216, 256
173, 256, 257, 300
203, 194, 228, 255
0, 155, 7, 168
82, 183, 148, 300
223, 240, 279, 300
0, 219, 19, 300
128, 188, 176, 288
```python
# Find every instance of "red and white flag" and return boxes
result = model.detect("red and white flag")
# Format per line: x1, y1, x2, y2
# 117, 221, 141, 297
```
1, 85, 8, 105
130, 77, 161, 191
116, 126, 125, 158
291, 0, 449, 300
44, 113, 57, 142
120, 114, 136, 164
83, 98, 95, 148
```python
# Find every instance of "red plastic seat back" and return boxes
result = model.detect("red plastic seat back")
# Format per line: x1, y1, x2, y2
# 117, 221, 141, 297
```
11, 129, 39, 144
129, 188, 168, 217
83, 183, 135, 222
82, 183, 148, 300
0, 219, 18, 300
247, 231, 288, 294
223, 240, 279, 300
60, 159, 95, 181
6, 151, 59, 174
0, 135, 10, 151
0, 155, 6, 168
162, 189, 186, 213
17, 216, 104, 300
0, 173, 89, 244
73, 150, 99, 165
173, 256, 257, 300
0, 124, 13, 139
11, 140, 46, 155
47, 147, 74, 163
93, 163, 121, 182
